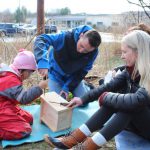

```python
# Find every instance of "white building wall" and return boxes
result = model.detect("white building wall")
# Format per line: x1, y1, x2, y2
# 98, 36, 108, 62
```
86, 14, 121, 28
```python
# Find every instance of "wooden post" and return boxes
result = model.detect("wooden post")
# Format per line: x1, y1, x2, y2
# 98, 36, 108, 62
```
37, 0, 45, 35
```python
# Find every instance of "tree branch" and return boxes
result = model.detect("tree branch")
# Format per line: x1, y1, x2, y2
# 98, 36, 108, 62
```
127, 0, 150, 19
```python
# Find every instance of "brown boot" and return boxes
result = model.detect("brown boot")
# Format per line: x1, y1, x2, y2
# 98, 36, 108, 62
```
44, 128, 87, 149
71, 137, 101, 150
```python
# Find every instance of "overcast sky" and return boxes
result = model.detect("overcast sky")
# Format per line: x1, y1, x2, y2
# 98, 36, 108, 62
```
0, 0, 143, 14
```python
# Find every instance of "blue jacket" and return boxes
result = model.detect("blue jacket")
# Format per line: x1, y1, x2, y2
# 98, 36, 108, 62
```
34, 25, 99, 92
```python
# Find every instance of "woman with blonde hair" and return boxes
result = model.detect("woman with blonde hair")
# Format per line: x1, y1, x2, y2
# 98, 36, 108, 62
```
44, 30, 150, 150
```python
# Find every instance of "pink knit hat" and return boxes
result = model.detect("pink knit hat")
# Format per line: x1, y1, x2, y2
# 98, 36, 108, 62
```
11, 49, 37, 71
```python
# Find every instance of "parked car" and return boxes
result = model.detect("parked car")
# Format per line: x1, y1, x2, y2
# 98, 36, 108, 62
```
18, 24, 37, 35
0, 29, 5, 37
15, 23, 25, 33
0, 23, 17, 36
45, 25, 57, 34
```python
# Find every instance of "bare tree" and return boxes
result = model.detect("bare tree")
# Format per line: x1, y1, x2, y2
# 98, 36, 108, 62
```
123, 11, 145, 26
127, 0, 150, 19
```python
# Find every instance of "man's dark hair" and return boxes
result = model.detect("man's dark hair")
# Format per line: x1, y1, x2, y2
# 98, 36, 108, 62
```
84, 29, 101, 48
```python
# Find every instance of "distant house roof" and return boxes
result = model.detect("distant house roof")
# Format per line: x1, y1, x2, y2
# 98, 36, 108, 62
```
47, 15, 86, 21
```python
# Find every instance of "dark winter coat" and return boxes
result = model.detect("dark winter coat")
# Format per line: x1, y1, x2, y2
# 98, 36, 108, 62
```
81, 67, 150, 112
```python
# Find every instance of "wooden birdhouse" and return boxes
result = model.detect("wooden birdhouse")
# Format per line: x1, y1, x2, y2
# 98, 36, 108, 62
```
40, 92, 72, 132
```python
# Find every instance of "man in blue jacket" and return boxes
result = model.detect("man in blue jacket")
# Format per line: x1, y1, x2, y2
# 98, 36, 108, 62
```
34, 25, 101, 100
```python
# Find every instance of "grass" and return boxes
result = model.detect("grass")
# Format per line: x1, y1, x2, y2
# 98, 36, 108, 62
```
0, 37, 122, 149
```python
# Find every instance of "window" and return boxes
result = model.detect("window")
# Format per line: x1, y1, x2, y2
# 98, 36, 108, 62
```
112, 22, 119, 26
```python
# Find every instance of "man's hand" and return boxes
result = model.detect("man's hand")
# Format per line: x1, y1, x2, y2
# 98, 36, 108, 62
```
38, 80, 48, 89
67, 97, 83, 108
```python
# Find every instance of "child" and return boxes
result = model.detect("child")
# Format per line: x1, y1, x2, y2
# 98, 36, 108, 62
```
0, 49, 47, 140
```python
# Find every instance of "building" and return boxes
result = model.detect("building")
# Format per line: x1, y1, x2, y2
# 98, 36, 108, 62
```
30, 11, 150, 32
46, 15, 86, 30
45, 14, 124, 31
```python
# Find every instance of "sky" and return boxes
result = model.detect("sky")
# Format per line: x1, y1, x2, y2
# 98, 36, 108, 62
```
0, 0, 144, 14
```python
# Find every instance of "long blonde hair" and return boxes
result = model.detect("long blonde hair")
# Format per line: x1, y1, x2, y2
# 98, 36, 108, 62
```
122, 30, 150, 94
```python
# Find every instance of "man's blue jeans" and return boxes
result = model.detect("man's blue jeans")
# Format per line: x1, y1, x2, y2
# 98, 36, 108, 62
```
48, 79, 90, 97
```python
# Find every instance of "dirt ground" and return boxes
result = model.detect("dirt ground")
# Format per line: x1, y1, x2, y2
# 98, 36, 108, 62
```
1, 139, 116, 150
0, 140, 115, 150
